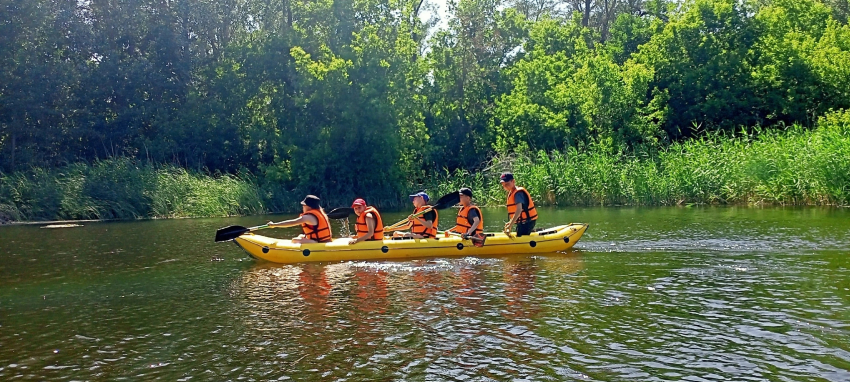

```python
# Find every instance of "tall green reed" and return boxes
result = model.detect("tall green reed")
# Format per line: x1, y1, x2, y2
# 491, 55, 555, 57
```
0, 158, 267, 222
422, 109, 850, 207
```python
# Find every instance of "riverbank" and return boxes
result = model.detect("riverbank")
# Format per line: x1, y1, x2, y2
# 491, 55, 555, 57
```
0, 160, 269, 223
2, 112, 848, 223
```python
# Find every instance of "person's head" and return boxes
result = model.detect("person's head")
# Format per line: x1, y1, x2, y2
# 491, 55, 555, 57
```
459, 187, 473, 206
499, 172, 516, 191
409, 192, 429, 208
351, 198, 367, 215
301, 195, 321, 212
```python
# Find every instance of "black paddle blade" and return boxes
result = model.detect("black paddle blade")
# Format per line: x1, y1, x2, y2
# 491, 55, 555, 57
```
433, 191, 461, 210
326, 207, 354, 220
471, 233, 486, 247
215, 225, 249, 242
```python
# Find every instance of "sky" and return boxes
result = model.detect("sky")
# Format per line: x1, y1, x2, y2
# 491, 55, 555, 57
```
419, 0, 451, 32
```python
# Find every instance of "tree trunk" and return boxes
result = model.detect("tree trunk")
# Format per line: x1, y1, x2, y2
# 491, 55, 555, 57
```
582, 0, 592, 27
286, 0, 293, 28
10, 131, 15, 171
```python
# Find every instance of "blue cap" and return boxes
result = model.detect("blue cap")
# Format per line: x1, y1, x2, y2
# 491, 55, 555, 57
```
409, 192, 429, 202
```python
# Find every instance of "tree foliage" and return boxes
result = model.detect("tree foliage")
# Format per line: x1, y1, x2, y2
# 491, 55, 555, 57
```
1, 0, 849, 205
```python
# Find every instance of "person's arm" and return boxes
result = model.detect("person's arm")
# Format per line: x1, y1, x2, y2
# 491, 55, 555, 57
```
350, 213, 377, 244
268, 214, 315, 228
505, 192, 527, 232
418, 210, 436, 229
464, 209, 481, 237
465, 217, 481, 237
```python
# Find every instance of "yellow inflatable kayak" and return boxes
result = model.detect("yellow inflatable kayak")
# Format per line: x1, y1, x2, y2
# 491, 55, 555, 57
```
230, 223, 588, 264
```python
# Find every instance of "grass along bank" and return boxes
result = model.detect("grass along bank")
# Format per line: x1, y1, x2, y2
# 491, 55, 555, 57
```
0, 158, 268, 223
2, 111, 849, 223
428, 110, 850, 207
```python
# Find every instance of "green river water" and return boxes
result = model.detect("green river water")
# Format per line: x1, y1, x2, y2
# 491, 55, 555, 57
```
1, 207, 848, 381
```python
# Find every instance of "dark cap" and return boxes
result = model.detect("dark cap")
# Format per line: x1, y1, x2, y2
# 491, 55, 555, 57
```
300, 195, 321, 209
459, 187, 473, 198
499, 172, 514, 183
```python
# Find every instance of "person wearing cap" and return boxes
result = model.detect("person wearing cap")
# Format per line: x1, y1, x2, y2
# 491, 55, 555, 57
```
500, 172, 538, 236
385, 192, 439, 239
349, 198, 385, 244
449, 187, 484, 238
267, 195, 333, 243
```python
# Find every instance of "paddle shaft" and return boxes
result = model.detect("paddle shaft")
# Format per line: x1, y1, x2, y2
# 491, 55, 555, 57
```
214, 224, 269, 242
444, 230, 486, 246
384, 191, 461, 230
384, 206, 436, 230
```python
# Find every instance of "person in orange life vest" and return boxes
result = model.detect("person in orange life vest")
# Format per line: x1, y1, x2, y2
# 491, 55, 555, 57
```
449, 188, 483, 239
500, 172, 538, 236
349, 198, 384, 244
385, 192, 438, 239
266, 195, 333, 243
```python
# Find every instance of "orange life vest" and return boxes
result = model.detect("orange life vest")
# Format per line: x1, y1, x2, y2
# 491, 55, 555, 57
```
300, 209, 333, 242
410, 205, 438, 238
507, 187, 537, 223
355, 206, 384, 240
452, 205, 483, 235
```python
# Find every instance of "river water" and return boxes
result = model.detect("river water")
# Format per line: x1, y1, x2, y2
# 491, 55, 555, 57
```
1, 207, 848, 381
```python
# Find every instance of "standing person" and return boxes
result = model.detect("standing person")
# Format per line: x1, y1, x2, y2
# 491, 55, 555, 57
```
449, 188, 483, 239
349, 198, 384, 244
500, 172, 538, 236
385, 192, 438, 239
267, 195, 333, 243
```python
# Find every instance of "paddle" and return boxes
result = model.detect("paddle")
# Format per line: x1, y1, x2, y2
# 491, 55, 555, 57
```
215, 224, 269, 242
326, 207, 354, 220
215, 207, 353, 242
445, 231, 486, 247
384, 191, 461, 231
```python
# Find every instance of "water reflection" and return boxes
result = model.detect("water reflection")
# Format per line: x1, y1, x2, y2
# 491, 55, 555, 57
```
502, 257, 540, 322
453, 263, 485, 317
227, 253, 588, 379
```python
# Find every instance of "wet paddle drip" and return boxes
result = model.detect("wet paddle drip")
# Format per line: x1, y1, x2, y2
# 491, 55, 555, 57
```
335, 217, 351, 237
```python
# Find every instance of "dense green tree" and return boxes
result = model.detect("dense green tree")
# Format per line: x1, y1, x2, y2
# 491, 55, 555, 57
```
1, 0, 849, 208
751, 0, 850, 125
0, 0, 86, 169
424, 0, 527, 170
494, 15, 663, 153
634, 0, 760, 138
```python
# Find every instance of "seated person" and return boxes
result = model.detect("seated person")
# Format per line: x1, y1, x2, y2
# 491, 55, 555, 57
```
385, 192, 438, 239
448, 188, 483, 239
349, 198, 384, 244
267, 195, 333, 243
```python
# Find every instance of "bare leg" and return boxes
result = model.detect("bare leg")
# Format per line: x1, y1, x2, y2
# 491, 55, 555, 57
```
292, 237, 318, 244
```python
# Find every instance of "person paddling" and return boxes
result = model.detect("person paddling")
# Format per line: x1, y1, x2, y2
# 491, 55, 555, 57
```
448, 188, 483, 239
349, 198, 384, 244
500, 172, 538, 236
267, 195, 333, 243
385, 192, 438, 239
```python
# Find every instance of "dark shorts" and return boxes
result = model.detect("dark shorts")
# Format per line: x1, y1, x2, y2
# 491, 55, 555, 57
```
516, 220, 536, 236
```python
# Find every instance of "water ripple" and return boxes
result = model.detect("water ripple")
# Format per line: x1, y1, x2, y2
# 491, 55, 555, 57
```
1, 208, 849, 380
